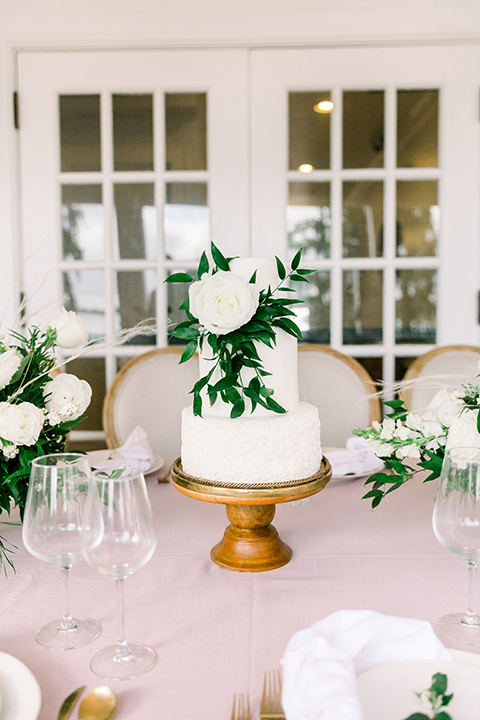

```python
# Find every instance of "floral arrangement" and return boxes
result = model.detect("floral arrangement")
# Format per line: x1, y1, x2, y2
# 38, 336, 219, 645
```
354, 369, 480, 508
166, 242, 313, 418
403, 672, 453, 720
0, 307, 92, 572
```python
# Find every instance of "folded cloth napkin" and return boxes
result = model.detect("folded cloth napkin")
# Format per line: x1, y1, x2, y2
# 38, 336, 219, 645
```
325, 437, 384, 477
281, 609, 454, 720
92, 426, 154, 473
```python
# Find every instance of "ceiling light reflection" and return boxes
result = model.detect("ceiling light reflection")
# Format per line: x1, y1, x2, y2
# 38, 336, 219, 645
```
298, 164, 314, 173
314, 101, 334, 114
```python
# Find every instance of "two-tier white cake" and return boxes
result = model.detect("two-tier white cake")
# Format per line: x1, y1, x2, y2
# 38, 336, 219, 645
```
181, 257, 322, 485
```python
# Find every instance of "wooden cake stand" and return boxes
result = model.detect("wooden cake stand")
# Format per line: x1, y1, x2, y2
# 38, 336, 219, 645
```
171, 457, 331, 573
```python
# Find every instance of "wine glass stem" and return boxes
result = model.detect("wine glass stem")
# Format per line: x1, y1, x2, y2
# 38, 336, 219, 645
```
115, 577, 130, 659
465, 560, 479, 626
60, 565, 76, 631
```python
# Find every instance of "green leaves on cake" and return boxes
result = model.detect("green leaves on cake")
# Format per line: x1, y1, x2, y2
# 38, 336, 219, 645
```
165, 243, 313, 419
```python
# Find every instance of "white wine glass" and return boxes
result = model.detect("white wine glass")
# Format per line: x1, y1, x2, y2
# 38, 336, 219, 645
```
433, 446, 480, 644
22, 453, 101, 650
81, 466, 157, 680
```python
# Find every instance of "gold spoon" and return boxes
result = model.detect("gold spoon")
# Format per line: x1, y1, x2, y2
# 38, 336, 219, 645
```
78, 686, 117, 720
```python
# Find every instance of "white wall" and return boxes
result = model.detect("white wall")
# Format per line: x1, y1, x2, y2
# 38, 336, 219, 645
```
1, 0, 480, 324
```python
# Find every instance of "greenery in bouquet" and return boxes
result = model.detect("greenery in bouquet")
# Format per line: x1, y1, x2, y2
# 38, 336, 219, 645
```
0, 308, 92, 572
166, 242, 313, 419
354, 369, 480, 508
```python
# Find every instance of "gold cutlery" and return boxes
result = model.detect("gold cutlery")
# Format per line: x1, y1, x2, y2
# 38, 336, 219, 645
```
260, 669, 284, 720
231, 692, 252, 720
57, 686, 85, 720
78, 686, 117, 720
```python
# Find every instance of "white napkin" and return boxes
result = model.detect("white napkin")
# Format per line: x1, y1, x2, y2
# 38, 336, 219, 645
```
281, 609, 454, 720
92, 426, 154, 473
325, 437, 384, 477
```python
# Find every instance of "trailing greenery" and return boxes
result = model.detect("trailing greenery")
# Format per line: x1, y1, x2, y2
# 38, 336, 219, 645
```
353, 398, 445, 509
166, 242, 313, 419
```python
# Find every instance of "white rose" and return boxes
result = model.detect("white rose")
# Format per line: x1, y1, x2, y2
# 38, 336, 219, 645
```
0, 401, 44, 446
423, 388, 464, 428
0, 348, 22, 391
446, 410, 480, 457
189, 271, 259, 335
43, 373, 92, 421
47, 308, 88, 348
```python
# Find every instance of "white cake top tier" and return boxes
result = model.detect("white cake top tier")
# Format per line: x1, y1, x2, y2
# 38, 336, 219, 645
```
199, 256, 299, 418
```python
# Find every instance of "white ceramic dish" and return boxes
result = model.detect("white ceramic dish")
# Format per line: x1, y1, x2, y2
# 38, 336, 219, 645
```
357, 651, 480, 720
87, 449, 165, 474
323, 447, 384, 482
0, 651, 41, 720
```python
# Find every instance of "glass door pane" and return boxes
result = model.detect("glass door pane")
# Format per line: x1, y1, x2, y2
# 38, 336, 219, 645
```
251, 45, 480, 393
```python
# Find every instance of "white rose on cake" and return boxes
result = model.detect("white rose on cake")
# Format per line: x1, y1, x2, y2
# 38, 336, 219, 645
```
43, 373, 92, 424
0, 348, 22, 390
189, 271, 259, 335
47, 307, 89, 348
0, 401, 45, 446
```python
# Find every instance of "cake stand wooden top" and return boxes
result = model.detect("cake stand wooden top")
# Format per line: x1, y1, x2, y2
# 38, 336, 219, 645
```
170, 456, 331, 505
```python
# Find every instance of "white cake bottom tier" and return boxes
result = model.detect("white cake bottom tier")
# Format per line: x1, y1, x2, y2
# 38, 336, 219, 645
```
181, 401, 322, 485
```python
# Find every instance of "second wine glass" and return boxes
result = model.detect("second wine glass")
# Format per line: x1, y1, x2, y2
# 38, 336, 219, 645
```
81, 466, 157, 680
433, 447, 480, 645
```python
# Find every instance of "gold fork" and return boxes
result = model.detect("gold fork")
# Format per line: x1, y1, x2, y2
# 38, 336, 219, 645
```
260, 669, 284, 720
231, 693, 252, 720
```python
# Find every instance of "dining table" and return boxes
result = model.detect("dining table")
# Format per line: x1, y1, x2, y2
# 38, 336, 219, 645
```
0, 463, 475, 720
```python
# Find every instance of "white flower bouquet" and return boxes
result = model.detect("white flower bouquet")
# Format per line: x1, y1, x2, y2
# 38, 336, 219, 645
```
0, 308, 92, 571
353, 369, 480, 507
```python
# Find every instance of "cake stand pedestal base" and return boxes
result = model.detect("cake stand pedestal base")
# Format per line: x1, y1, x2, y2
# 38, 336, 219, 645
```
171, 457, 331, 573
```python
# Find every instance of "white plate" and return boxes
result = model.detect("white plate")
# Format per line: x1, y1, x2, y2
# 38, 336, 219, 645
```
357, 656, 480, 720
87, 449, 165, 474
0, 652, 41, 720
323, 447, 384, 482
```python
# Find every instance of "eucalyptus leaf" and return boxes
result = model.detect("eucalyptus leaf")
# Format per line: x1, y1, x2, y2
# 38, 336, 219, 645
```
198, 250, 210, 278
165, 272, 194, 283
179, 340, 197, 365
211, 242, 230, 271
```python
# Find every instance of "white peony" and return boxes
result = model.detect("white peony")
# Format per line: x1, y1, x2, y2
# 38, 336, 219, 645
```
43, 373, 92, 421
446, 409, 480, 457
0, 401, 44, 446
0, 348, 22, 390
47, 308, 88, 348
189, 271, 259, 335
423, 388, 464, 428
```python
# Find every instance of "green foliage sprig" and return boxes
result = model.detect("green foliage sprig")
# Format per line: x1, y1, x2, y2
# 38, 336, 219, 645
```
166, 242, 313, 419
353, 397, 445, 509
403, 672, 453, 720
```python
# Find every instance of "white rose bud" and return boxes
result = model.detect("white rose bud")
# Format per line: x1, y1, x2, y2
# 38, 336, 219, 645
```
0, 348, 22, 391
43, 373, 92, 421
189, 271, 259, 335
0, 401, 44, 446
47, 308, 88, 348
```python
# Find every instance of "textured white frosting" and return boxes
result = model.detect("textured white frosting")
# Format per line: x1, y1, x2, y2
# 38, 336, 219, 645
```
181, 401, 322, 484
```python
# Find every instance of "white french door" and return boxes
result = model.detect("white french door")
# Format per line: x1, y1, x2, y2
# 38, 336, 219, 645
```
16, 44, 480, 439
17, 49, 250, 438
250, 45, 480, 389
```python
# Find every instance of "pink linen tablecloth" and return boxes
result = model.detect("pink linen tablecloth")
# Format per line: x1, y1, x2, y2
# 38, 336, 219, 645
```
0, 470, 472, 719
